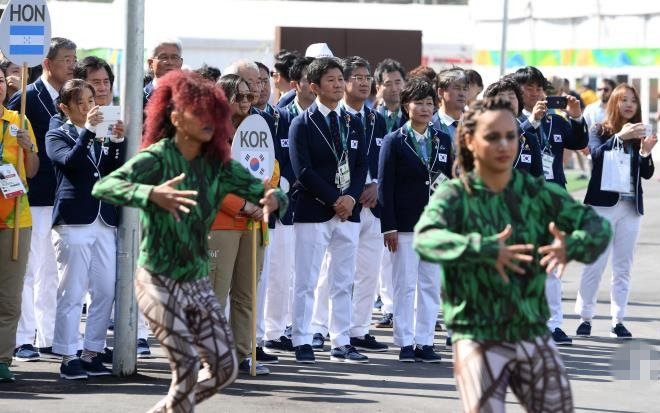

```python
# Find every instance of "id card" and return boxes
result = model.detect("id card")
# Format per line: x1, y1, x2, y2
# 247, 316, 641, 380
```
335, 156, 351, 191
430, 172, 448, 194
0, 163, 26, 199
542, 153, 554, 180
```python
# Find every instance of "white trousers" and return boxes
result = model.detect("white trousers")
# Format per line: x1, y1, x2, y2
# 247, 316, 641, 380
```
15, 206, 58, 348
264, 222, 295, 341
378, 246, 395, 315
575, 202, 641, 324
51, 218, 117, 355
545, 270, 563, 331
391, 233, 441, 347
292, 217, 359, 348
310, 209, 384, 338
256, 228, 274, 344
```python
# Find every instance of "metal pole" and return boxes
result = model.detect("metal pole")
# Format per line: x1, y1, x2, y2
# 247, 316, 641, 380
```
499, 0, 509, 76
113, 0, 144, 377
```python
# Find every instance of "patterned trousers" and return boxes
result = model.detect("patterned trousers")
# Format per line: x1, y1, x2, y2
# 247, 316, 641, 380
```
135, 268, 238, 413
454, 335, 573, 413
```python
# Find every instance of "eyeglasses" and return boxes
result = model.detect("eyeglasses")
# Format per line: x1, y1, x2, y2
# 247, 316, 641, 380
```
350, 75, 374, 83
51, 57, 77, 66
258, 79, 270, 86
154, 54, 182, 62
597, 87, 611, 92
235, 93, 255, 103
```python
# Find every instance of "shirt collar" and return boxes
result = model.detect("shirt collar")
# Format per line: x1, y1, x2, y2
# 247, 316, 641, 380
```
66, 120, 84, 136
522, 108, 532, 118
41, 75, 59, 101
293, 98, 304, 115
437, 109, 458, 126
412, 127, 428, 141
342, 101, 365, 118
316, 98, 341, 119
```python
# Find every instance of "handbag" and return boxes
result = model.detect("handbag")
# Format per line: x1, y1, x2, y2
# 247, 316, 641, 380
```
600, 138, 631, 193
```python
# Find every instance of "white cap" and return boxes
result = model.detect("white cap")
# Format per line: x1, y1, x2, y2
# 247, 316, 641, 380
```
305, 43, 334, 58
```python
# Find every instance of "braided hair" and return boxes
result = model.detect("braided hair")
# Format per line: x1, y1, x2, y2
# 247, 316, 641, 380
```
453, 96, 515, 193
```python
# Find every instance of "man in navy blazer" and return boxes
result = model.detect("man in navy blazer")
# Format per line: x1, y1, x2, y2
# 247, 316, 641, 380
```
513, 66, 589, 347
288, 58, 369, 365
9, 37, 77, 362
310, 56, 390, 355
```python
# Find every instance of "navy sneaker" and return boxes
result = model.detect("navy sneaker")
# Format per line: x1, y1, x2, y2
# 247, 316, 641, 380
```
60, 358, 88, 380
330, 345, 369, 363
551, 328, 573, 345
37, 346, 55, 356
238, 358, 270, 375
295, 344, 315, 364
415, 345, 441, 363
283, 325, 292, 338
350, 334, 388, 352
376, 312, 393, 328
95, 347, 113, 364
610, 323, 632, 339
576, 321, 592, 337
13, 344, 40, 362
81, 357, 112, 376
256, 347, 278, 364
137, 338, 152, 359
374, 296, 383, 310
312, 333, 325, 351
398, 345, 415, 362
264, 336, 294, 353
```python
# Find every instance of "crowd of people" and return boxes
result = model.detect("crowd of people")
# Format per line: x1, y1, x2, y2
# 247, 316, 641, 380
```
0, 35, 657, 412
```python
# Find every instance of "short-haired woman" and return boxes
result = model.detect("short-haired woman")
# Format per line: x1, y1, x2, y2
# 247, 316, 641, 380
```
378, 78, 452, 363
575, 84, 656, 339
46, 79, 125, 380
413, 97, 611, 412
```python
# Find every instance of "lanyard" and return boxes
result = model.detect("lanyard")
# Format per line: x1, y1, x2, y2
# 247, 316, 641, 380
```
385, 107, 401, 133
288, 102, 299, 118
0, 121, 7, 163
406, 121, 433, 170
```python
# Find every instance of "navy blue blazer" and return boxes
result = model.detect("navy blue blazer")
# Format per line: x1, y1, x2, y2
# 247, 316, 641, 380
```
289, 102, 368, 223
276, 89, 296, 109
45, 124, 125, 226
584, 130, 654, 215
378, 125, 453, 233
514, 120, 543, 178
49, 113, 65, 131
8, 78, 58, 206
357, 106, 387, 219
271, 103, 301, 225
143, 81, 154, 106
520, 113, 588, 187
375, 104, 407, 134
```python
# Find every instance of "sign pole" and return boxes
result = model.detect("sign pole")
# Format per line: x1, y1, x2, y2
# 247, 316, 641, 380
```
11, 62, 28, 261
251, 223, 258, 377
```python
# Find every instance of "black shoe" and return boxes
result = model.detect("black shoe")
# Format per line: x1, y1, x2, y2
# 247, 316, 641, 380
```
350, 334, 388, 352
399, 345, 415, 362
610, 323, 632, 339
551, 328, 573, 345
13, 344, 40, 362
295, 344, 315, 364
238, 358, 270, 375
256, 347, 279, 364
94, 347, 113, 364
330, 345, 369, 363
37, 346, 55, 356
375, 312, 393, 328
435, 320, 443, 332
414, 345, 441, 363
311, 333, 325, 351
137, 338, 152, 359
81, 357, 112, 376
60, 359, 88, 380
264, 336, 294, 353
446, 336, 452, 347
576, 321, 592, 337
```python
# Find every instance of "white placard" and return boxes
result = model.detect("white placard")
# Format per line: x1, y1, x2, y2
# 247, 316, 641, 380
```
95, 106, 121, 140
231, 114, 275, 180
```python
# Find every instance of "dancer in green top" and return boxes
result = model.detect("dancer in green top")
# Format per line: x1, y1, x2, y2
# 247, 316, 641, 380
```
413, 97, 611, 413
92, 70, 286, 413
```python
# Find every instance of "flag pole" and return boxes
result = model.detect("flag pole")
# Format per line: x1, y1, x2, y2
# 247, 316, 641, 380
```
11, 62, 28, 261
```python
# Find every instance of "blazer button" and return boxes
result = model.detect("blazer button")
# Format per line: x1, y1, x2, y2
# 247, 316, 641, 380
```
425, 181, 430, 185
94, 172, 99, 178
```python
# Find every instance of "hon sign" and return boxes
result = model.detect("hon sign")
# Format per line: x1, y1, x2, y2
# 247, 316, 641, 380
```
231, 114, 275, 180
0, 0, 51, 67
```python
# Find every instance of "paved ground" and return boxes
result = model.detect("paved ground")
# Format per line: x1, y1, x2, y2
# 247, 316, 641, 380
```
3, 179, 660, 412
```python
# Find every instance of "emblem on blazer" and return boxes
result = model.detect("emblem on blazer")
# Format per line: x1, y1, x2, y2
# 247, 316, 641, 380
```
350, 140, 358, 149
553, 134, 562, 142
521, 154, 531, 163
438, 153, 448, 162
376, 138, 383, 146
368, 112, 375, 126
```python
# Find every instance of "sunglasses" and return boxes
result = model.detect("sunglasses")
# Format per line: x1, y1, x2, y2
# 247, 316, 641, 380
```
235, 93, 255, 103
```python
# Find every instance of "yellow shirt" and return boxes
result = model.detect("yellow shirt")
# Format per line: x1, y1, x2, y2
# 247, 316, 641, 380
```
0, 107, 37, 229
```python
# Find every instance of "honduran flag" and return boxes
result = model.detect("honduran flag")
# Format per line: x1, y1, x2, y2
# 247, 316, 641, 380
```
9, 25, 44, 55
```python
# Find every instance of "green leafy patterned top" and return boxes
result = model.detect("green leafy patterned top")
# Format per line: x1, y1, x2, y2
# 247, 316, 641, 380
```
92, 137, 288, 281
413, 170, 611, 342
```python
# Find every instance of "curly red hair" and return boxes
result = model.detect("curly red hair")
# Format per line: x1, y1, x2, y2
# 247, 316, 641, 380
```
142, 70, 233, 163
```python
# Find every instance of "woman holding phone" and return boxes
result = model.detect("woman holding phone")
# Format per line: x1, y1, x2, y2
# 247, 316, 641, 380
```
575, 83, 657, 339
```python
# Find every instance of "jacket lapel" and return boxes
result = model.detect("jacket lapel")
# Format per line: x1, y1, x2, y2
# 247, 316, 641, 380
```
35, 78, 57, 118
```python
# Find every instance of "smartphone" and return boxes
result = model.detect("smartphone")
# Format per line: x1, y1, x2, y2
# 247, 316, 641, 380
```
546, 96, 568, 110
644, 124, 654, 137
